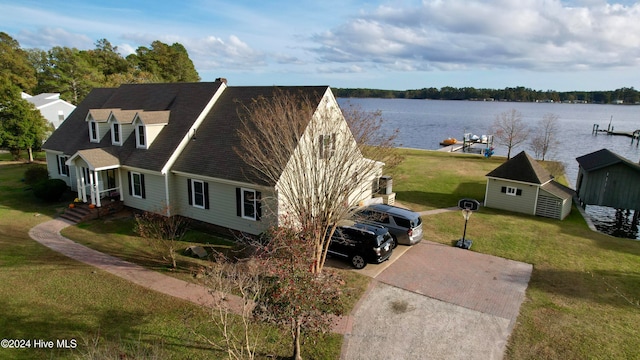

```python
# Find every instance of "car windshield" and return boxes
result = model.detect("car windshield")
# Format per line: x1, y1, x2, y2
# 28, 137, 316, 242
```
411, 216, 422, 227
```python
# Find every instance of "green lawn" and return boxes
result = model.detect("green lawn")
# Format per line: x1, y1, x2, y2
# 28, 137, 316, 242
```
392, 149, 640, 359
2, 150, 639, 359
0, 163, 356, 359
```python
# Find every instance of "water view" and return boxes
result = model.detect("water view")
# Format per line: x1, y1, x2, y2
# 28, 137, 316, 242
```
339, 98, 640, 239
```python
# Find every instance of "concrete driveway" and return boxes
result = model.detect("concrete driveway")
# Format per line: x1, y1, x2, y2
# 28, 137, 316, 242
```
340, 241, 532, 360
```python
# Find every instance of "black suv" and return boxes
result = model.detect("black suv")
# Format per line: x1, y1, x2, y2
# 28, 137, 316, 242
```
327, 221, 394, 269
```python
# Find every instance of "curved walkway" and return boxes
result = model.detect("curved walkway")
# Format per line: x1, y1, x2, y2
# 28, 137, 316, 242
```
29, 218, 247, 314
28, 218, 352, 333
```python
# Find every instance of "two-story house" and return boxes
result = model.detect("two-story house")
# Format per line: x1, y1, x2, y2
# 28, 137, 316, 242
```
42, 80, 383, 235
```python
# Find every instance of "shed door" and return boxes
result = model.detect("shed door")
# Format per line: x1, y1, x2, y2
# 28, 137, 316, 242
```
536, 195, 561, 219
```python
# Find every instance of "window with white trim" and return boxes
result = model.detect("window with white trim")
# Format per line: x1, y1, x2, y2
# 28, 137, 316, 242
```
82, 167, 91, 185
189, 179, 206, 209
130, 172, 143, 198
237, 188, 261, 221
57, 155, 69, 176
136, 125, 146, 148
501, 186, 522, 196
89, 121, 99, 142
111, 122, 121, 145
319, 134, 335, 159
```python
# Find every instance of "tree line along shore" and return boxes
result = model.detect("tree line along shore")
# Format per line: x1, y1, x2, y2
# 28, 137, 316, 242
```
333, 86, 640, 105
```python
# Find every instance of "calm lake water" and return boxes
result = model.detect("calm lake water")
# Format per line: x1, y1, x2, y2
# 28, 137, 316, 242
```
338, 98, 640, 239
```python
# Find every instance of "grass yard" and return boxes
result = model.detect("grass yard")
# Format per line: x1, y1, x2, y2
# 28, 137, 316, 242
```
2, 149, 639, 359
0, 162, 361, 359
392, 149, 640, 359
389, 149, 505, 211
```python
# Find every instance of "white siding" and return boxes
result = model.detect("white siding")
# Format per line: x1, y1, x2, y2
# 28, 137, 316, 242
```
122, 170, 167, 213
275, 89, 383, 224
174, 174, 276, 235
537, 188, 573, 220
45, 151, 76, 189
485, 178, 538, 215
145, 124, 165, 148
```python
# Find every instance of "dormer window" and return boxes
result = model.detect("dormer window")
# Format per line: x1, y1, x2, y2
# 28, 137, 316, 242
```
111, 122, 121, 145
136, 125, 146, 148
89, 121, 99, 143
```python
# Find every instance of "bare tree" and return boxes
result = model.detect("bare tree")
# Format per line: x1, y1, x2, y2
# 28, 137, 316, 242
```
529, 113, 560, 161
134, 204, 189, 269
189, 253, 262, 360
191, 227, 344, 360
235, 89, 397, 273
492, 109, 530, 159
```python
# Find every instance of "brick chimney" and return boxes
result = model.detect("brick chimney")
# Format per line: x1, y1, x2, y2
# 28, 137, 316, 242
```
215, 77, 227, 84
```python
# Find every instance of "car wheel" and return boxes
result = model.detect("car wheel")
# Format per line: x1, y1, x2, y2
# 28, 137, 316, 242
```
391, 235, 399, 249
351, 255, 366, 269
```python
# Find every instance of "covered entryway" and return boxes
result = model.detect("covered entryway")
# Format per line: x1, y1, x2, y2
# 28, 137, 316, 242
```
66, 148, 124, 207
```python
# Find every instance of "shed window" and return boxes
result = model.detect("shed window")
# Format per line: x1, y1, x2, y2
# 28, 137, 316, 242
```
501, 186, 522, 196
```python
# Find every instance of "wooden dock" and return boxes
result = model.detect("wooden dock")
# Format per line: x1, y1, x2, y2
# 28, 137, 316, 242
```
592, 124, 640, 146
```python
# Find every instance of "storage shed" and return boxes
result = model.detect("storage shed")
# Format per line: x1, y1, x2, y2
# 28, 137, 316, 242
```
484, 151, 574, 220
575, 149, 640, 210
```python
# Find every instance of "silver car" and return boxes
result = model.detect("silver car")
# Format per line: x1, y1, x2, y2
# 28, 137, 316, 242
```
353, 204, 423, 247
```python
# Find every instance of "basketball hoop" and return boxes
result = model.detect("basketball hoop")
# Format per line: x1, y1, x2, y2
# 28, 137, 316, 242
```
456, 198, 479, 250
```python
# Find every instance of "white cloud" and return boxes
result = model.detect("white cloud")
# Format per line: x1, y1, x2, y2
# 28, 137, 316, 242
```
16, 27, 94, 49
310, 0, 640, 73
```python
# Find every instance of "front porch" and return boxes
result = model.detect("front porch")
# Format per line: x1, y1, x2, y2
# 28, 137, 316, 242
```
66, 148, 124, 207
61, 200, 125, 223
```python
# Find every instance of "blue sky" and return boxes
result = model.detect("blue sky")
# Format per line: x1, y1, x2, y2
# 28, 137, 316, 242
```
2, 0, 640, 91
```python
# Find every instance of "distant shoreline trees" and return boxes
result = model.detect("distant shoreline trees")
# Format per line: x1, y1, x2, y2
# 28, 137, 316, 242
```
333, 86, 640, 105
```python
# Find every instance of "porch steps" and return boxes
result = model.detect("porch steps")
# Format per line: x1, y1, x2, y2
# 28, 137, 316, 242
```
60, 205, 93, 224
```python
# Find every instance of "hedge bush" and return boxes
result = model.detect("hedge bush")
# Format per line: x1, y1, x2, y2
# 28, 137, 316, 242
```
33, 179, 68, 202
24, 166, 49, 186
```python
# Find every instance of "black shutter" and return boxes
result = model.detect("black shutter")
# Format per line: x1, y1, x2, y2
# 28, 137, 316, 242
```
516, 189, 522, 196
187, 179, 193, 205
236, 188, 242, 217
140, 174, 146, 199
128, 171, 132, 195
256, 191, 262, 220
204, 182, 210, 209
319, 134, 324, 158
501, 186, 506, 193
56, 155, 61, 174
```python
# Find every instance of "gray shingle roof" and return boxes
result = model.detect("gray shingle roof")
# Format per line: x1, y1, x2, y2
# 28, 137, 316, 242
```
486, 151, 554, 184
541, 180, 575, 200
43, 82, 223, 172
576, 148, 640, 173
172, 86, 328, 186
73, 148, 120, 169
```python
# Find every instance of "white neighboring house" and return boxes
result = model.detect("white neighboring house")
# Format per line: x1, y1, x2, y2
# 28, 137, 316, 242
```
21, 92, 76, 129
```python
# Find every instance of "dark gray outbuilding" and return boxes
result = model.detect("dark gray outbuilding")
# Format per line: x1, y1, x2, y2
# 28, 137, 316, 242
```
576, 148, 640, 210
